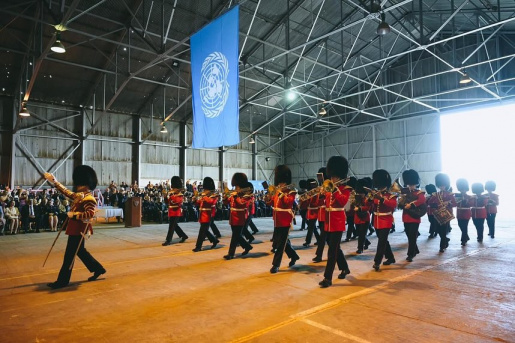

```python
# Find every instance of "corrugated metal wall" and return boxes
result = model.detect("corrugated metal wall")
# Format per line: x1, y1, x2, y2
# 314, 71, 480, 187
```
285, 115, 441, 187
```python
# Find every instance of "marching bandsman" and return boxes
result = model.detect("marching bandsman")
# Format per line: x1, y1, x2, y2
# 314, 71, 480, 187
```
354, 178, 372, 254
425, 184, 437, 238
44, 166, 106, 289
193, 177, 220, 252
298, 180, 308, 231
399, 170, 426, 262
344, 177, 358, 242
485, 180, 499, 238
313, 168, 328, 262
267, 165, 300, 274
319, 156, 352, 288
471, 183, 488, 243
427, 173, 457, 252
371, 169, 397, 271
455, 178, 472, 246
241, 182, 259, 243
303, 179, 320, 247
162, 176, 188, 246
224, 174, 253, 259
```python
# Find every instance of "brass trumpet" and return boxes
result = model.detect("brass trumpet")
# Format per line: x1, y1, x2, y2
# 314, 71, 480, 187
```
223, 187, 253, 199
322, 177, 350, 193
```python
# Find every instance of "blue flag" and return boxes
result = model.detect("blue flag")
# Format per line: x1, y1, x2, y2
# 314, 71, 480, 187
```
191, 5, 239, 148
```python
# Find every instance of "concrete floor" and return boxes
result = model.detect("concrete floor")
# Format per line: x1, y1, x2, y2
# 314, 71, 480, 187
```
0, 214, 514, 343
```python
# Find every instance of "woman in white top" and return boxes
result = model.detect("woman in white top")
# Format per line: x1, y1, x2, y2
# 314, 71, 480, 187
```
5, 201, 20, 234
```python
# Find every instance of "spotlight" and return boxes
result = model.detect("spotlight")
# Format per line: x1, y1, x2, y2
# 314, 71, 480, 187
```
160, 124, 168, 133
377, 13, 390, 36
51, 32, 66, 53
459, 72, 472, 84
265, 157, 270, 162
285, 83, 297, 101
172, 60, 180, 67
249, 137, 255, 144
19, 105, 30, 117
318, 107, 327, 116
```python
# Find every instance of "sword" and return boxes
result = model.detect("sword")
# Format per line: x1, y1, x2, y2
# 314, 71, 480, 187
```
69, 220, 93, 270
42, 217, 69, 268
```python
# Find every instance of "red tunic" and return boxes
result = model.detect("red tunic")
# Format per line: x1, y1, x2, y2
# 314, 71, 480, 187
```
470, 195, 488, 219
486, 193, 499, 214
318, 194, 326, 223
225, 195, 249, 226
299, 196, 309, 211
455, 193, 472, 220
197, 196, 217, 223
249, 195, 256, 216
427, 191, 457, 221
353, 194, 372, 224
401, 190, 426, 224
426, 195, 434, 216
372, 192, 397, 229
324, 185, 351, 232
306, 196, 320, 220
167, 192, 184, 217
267, 191, 295, 227
53, 181, 96, 236
210, 194, 220, 218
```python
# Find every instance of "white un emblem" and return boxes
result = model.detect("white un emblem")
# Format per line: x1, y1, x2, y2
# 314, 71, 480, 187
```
200, 52, 230, 118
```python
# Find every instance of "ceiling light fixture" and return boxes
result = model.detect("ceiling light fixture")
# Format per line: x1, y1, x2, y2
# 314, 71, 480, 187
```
285, 83, 297, 101
249, 137, 255, 144
51, 32, 66, 53
377, 13, 391, 36
318, 107, 327, 116
19, 105, 30, 117
160, 124, 168, 133
459, 72, 472, 84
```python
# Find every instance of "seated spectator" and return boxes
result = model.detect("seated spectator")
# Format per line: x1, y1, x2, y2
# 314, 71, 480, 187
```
5, 201, 20, 234
0, 204, 6, 235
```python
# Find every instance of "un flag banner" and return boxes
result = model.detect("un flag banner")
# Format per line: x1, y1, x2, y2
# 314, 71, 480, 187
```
191, 5, 239, 148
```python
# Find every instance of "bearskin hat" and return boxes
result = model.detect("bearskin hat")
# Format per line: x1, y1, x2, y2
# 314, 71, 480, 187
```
171, 176, 183, 189
203, 177, 216, 191
326, 156, 349, 179
402, 169, 420, 187
456, 178, 469, 193
425, 184, 437, 194
435, 173, 450, 189
356, 178, 372, 194
298, 180, 308, 189
306, 178, 317, 191
245, 181, 254, 192
231, 172, 248, 188
274, 165, 292, 185
372, 169, 391, 189
485, 180, 496, 192
73, 165, 98, 190
471, 182, 484, 195
347, 176, 358, 189
317, 167, 328, 180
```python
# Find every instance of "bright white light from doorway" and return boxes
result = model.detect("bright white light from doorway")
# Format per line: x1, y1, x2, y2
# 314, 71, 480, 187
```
440, 102, 515, 219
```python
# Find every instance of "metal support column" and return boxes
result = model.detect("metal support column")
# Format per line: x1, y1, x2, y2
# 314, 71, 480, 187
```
75, 108, 86, 167
372, 125, 377, 171
251, 135, 257, 180
8, 100, 16, 189
179, 121, 187, 181
219, 146, 225, 188
132, 116, 141, 185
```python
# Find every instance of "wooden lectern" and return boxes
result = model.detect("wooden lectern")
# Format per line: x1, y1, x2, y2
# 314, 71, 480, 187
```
125, 197, 142, 227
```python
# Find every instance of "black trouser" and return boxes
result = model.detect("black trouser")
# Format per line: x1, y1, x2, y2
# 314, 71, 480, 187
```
228, 226, 252, 256
345, 216, 356, 240
374, 228, 394, 265
436, 222, 450, 249
55, 235, 104, 285
457, 219, 470, 243
305, 219, 320, 245
314, 222, 327, 259
272, 226, 299, 267
428, 214, 437, 236
472, 218, 485, 242
210, 218, 221, 237
299, 209, 307, 230
404, 222, 420, 258
195, 223, 216, 249
324, 231, 349, 280
247, 215, 259, 233
165, 217, 187, 242
486, 213, 496, 237
356, 223, 371, 251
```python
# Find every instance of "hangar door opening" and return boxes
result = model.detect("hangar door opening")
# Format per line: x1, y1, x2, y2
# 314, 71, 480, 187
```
440, 103, 514, 219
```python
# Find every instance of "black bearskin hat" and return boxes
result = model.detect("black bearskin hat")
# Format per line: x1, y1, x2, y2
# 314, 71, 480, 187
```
456, 178, 469, 193
73, 165, 98, 190
485, 180, 496, 192
356, 178, 372, 194
326, 156, 349, 179
471, 182, 484, 195
372, 169, 391, 189
203, 177, 216, 191
245, 181, 254, 192
347, 176, 357, 189
306, 178, 317, 191
435, 173, 450, 189
425, 184, 437, 194
318, 167, 328, 180
299, 180, 308, 189
402, 169, 420, 187
171, 176, 183, 189
231, 172, 248, 188
274, 165, 292, 185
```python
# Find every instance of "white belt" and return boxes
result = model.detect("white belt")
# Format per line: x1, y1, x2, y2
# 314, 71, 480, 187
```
457, 207, 470, 210
326, 207, 345, 212
308, 207, 319, 210
230, 208, 247, 212
168, 205, 179, 209
199, 208, 211, 211
471, 207, 485, 209
319, 206, 326, 208
374, 212, 392, 216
